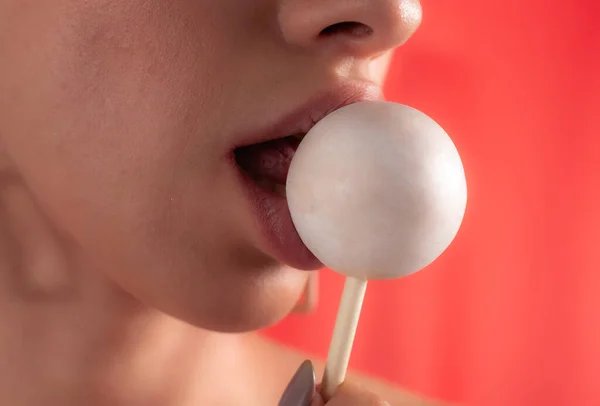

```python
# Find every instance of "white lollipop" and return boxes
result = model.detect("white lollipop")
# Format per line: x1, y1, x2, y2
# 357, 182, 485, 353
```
286, 101, 467, 400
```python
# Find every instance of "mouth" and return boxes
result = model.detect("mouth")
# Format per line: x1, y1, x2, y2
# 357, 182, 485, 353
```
233, 133, 304, 199
230, 82, 381, 270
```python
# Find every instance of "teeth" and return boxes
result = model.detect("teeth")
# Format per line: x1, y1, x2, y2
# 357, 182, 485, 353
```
273, 184, 287, 198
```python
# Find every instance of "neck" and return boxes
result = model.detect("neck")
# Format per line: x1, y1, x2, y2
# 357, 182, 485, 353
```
0, 173, 252, 406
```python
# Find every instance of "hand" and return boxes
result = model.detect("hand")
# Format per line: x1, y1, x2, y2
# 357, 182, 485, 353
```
314, 382, 391, 406
279, 361, 433, 406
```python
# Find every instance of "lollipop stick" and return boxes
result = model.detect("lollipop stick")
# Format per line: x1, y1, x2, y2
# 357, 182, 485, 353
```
321, 276, 368, 401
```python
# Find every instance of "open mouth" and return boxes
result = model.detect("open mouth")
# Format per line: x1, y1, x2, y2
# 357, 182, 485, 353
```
232, 131, 322, 269
233, 133, 306, 198
228, 83, 380, 269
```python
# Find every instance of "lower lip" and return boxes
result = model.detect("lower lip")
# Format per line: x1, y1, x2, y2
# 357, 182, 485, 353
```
232, 161, 323, 271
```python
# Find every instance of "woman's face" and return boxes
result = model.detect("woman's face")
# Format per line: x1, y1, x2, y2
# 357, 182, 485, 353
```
0, 0, 421, 332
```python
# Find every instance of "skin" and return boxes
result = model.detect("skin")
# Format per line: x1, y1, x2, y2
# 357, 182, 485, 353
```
0, 0, 448, 404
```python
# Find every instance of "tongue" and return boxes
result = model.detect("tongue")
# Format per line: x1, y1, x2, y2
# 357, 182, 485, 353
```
235, 137, 301, 184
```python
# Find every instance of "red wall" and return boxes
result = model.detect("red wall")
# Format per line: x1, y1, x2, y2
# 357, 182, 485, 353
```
264, 1, 600, 405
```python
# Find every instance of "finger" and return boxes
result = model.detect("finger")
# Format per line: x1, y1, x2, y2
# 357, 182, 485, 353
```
324, 381, 390, 406
311, 392, 325, 406
279, 360, 317, 406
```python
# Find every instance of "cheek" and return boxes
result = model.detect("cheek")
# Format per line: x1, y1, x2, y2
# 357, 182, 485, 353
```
0, 2, 236, 256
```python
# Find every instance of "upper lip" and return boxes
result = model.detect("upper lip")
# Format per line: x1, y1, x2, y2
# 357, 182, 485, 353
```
232, 81, 383, 149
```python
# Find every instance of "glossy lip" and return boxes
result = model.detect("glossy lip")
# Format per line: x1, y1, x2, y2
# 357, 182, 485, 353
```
232, 81, 383, 149
230, 81, 383, 270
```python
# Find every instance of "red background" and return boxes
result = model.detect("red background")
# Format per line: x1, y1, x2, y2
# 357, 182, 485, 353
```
264, 1, 600, 405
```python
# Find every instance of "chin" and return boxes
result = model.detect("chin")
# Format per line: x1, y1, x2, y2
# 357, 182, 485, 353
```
135, 263, 311, 334
196, 261, 311, 333
186, 283, 305, 333
99, 233, 312, 333
197, 296, 299, 333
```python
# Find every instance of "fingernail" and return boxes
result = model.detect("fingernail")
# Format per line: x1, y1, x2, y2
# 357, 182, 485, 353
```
278, 360, 316, 406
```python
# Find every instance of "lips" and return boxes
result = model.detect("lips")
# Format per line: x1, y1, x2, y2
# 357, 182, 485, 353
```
232, 82, 382, 149
231, 82, 382, 270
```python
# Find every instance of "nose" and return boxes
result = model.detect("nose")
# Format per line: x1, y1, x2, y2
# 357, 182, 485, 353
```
278, 0, 422, 59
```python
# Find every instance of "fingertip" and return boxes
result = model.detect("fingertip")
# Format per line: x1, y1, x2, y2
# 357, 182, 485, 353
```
311, 392, 325, 406
278, 360, 316, 406
322, 381, 391, 406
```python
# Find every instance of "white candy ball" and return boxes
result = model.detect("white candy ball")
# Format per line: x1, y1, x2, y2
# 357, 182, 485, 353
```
286, 101, 467, 280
